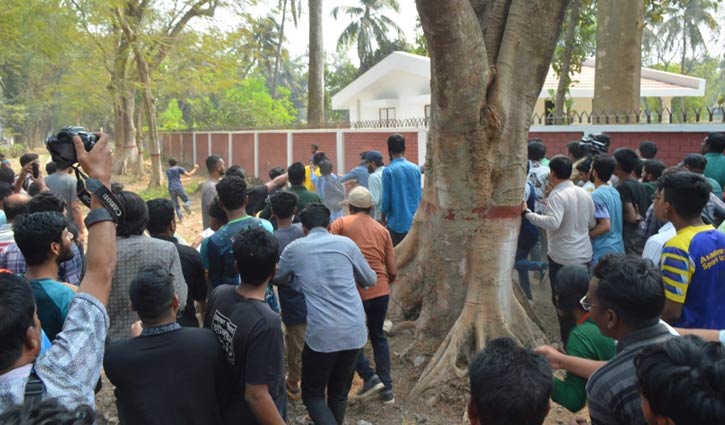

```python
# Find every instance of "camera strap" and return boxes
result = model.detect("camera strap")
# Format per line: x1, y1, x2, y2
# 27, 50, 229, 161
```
73, 166, 125, 223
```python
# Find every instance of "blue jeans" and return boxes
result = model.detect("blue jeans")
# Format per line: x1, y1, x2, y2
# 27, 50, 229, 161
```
356, 295, 392, 390
515, 225, 544, 300
302, 345, 360, 425
169, 189, 190, 219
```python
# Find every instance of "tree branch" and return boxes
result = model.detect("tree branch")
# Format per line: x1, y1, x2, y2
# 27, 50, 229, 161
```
150, 0, 219, 69
481, 0, 512, 66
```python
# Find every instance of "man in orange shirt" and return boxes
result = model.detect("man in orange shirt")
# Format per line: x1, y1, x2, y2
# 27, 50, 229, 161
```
330, 187, 397, 404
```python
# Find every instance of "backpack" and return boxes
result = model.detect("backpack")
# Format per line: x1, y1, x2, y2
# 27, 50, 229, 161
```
320, 175, 345, 212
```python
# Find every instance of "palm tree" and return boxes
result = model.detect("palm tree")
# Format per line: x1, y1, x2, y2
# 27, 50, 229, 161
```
659, 0, 720, 74
331, 0, 403, 70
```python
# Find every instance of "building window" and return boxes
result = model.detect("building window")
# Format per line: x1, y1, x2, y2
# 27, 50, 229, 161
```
424, 105, 431, 122
379, 107, 396, 122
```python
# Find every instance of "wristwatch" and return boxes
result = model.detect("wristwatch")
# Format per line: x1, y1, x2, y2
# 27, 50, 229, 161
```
84, 208, 115, 229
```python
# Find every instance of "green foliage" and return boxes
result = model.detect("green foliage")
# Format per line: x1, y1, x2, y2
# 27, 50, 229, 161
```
159, 99, 187, 130
0, 144, 29, 159
326, 55, 360, 120
138, 185, 169, 201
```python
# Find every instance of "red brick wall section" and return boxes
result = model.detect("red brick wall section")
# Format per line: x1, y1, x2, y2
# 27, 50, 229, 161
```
181, 133, 194, 164
258, 133, 287, 180
292, 133, 337, 166
210, 133, 229, 168
195, 134, 209, 168
530, 131, 711, 166
231, 133, 255, 177
343, 132, 419, 170
161, 134, 170, 157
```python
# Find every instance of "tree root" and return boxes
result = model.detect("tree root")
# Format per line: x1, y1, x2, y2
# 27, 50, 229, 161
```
409, 298, 545, 398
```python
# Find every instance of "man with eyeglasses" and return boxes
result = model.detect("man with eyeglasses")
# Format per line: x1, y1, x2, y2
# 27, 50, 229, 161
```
583, 254, 674, 425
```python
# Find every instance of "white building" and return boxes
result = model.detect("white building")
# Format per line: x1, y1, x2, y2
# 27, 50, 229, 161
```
331, 51, 707, 123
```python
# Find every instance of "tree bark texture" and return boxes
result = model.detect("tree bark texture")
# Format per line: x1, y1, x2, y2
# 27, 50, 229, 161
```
307, 0, 325, 127
592, 0, 644, 122
392, 0, 569, 398
554, 0, 581, 124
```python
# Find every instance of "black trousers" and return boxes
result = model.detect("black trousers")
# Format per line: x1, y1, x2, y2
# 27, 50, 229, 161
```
301, 345, 360, 425
548, 257, 579, 345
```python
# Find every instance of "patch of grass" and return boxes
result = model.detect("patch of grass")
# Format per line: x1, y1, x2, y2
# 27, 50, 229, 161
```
138, 185, 169, 201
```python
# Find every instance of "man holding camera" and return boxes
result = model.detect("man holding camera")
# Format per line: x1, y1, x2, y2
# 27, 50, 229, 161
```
0, 131, 117, 409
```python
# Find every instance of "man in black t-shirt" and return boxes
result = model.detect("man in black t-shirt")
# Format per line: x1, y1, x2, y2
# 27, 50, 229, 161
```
225, 165, 288, 216
104, 265, 226, 425
146, 198, 207, 327
204, 227, 286, 425
614, 148, 651, 256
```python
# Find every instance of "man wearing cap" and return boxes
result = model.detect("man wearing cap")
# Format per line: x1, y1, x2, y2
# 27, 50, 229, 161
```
365, 151, 385, 222
330, 187, 397, 404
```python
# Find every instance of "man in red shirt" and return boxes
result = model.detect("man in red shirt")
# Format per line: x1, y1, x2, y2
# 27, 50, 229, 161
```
330, 187, 397, 404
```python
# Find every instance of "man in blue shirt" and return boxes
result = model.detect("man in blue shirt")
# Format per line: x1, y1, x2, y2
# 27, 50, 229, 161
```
589, 155, 624, 264
273, 203, 376, 425
340, 151, 370, 189
380, 134, 422, 246
166, 158, 199, 221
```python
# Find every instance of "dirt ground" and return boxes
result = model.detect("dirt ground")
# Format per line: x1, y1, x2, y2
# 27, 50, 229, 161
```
93, 171, 584, 425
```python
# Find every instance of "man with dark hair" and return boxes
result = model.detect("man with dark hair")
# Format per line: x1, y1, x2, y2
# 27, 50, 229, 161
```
310, 144, 319, 164
635, 335, 725, 425
225, 165, 288, 216
683, 153, 723, 200
535, 265, 615, 413
589, 155, 624, 263
205, 228, 287, 424
566, 140, 586, 184
467, 338, 552, 425
274, 203, 376, 425
584, 253, 672, 425
202, 155, 226, 230
287, 162, 321, 212
702, 132, 725, 188
45, 164, 85, 244
331, 187, 397, 404
109, 190, 187, 342
638, 140, 658, 159
269, 191, 307, 400
13, 153, 39, 194
166, 158, 199, 221
0, 132, 116, 410
315, 159, 344, 221
642, 159, 666, 201
527, 139, 549, 213
524, 155, 595, 344
0, 183, 11, 225
381, 134, 422, 246
0, 167, 15, 186
105, 265, 225, 425
364, 151, 385, 221
13, 212, 76, 341
146, 199, 207, 328
1, 192, 85, 286
656, 172, 725, 329
614, 148, 651, 256
340, 152, 370, 189
0, 193, 30, 251
204, 176, 273, 287
304, 152, 326, 192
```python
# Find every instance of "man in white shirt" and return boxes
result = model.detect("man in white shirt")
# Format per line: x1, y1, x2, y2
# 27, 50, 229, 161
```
365, 151, 386, 222
524, 155, 595, 344
642, 221, 676, 265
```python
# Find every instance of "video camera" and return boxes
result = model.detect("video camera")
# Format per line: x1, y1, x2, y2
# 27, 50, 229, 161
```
578, 133, 610, 157
46, 126, 97, 169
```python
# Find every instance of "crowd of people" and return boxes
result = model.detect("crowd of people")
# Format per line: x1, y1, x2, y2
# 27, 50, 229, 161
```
0, 129, 724, 425
0, 134, 421, 425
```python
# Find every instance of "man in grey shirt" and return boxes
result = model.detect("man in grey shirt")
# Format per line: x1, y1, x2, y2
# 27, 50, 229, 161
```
201, 155, 225, 230
524, 155, 594, 344
273, 203, 376, 425
45, 166, 85, 242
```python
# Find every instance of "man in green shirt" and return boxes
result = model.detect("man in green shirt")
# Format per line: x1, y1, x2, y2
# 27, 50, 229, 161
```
683, 153, 723, 200
702, 132, 725, 190
260, 162, 320, 225
535, 265, 615, 413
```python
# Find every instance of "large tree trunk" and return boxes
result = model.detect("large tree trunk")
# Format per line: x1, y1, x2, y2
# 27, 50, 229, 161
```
592, 0, 644, 123
554, 0, 582, 124
133, 54, 163, 187
307, 0, 324, 126
109, 28, 140, 175
135, 99, 146, 177
392, 0, 569, 398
